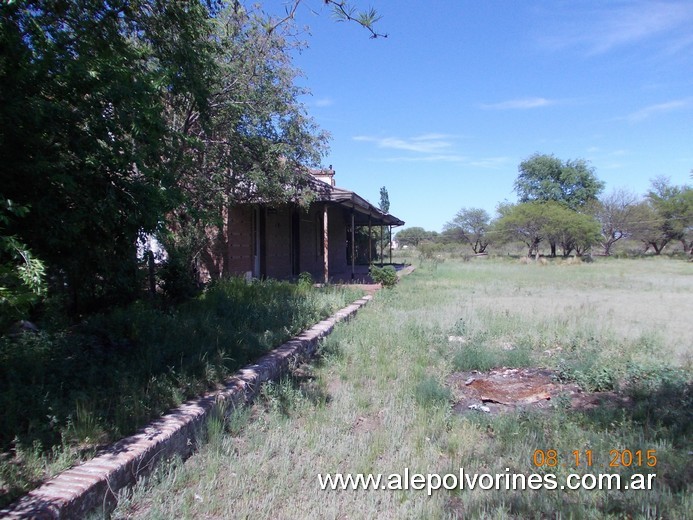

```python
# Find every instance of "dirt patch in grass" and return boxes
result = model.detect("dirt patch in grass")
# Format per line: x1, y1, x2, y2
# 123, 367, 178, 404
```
350, 413, 382, 435
448, 367, 632, 416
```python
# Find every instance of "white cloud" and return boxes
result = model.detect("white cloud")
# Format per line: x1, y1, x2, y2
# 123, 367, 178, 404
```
541, 2, 693, 56
354, 134, 508, 167
380, 154, 468, 163
314, 97, 334, 108
479, 97, 556, 110
468, 157, 511, 169
353, 134, 456, 154
627, 98, 693, 122
354, 133, 479, 163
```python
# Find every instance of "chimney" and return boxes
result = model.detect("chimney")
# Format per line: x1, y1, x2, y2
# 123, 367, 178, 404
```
310, 166, 336, 186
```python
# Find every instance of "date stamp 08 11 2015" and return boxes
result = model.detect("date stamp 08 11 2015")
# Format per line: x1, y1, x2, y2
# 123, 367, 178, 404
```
532, 449, 658, 469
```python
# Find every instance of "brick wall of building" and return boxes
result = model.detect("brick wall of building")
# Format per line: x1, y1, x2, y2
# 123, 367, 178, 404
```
298, 206, 323, 276
200, 203, 350, 282
227, 205, 254, 275
328, 206, 348, 276
263, 206, 293, 279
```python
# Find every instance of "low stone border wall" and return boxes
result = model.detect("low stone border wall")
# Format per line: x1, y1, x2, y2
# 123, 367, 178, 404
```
396, 265, 416, 278
1, 294, 373, 519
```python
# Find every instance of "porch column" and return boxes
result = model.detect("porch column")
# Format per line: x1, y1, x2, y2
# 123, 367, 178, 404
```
389, 225, 393, 264
380, 224, 384, 266
323, 204, 329, 284
351, 210, 355, 279
368, 216, 372, 265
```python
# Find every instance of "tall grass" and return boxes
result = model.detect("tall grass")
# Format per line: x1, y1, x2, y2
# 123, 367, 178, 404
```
0, 277, 358, 508
103, 258, 691, 518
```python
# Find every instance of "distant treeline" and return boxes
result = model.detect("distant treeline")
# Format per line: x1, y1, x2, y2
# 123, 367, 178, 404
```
396, 154, 692, 258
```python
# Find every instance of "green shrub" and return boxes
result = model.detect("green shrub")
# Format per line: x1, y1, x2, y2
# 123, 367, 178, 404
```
452, 342, 497, 372
413, 375, 451, 407
158, 253, 201, 302
297, 271, 313, 291
369, 265, 398, 287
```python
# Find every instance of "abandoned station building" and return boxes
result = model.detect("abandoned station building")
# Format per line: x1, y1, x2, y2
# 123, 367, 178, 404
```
197, 168, 404, 283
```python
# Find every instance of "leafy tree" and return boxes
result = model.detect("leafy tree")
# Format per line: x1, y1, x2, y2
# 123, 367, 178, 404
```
375, 186, 391, 260
494, 201, 600, 257
629, 202, 667, 254
515, 154, 605, 209
0, 0, 214, 313
634, 177, 693, 255
395, 227, 438, 247
443, 208, 491, 254
514, 153, 604, 256
0, 199, 45, 330
591, 189, 643, 255
0, 0, 384, 314
494, 202, 553, 258
379, 186, 390, 214
544, 205, 601, 257
162, 3, 329, 281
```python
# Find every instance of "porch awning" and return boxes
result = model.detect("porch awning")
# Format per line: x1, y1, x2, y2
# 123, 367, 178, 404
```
307, 175, 405, 227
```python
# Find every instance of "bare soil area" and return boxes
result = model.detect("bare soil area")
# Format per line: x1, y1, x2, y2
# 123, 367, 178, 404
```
448, 367, 632, 416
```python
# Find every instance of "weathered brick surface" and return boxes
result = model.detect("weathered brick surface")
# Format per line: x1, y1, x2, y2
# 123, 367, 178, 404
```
0, 294, 372, 519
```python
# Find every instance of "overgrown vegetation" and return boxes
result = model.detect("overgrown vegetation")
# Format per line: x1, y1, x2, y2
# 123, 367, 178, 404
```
0, 0, 383, 322
0, 278, 358, 508
0, 200, 45, 331
369, 264, 398, 287
108, 257, 691, 519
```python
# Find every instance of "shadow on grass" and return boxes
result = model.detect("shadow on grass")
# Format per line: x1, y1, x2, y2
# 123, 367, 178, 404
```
0, 278, 352, 509
578, 377, 692, 447
445, 377, 691, 519
257, 365, 331, 419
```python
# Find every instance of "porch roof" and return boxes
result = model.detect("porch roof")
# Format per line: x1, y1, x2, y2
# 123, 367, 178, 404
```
307, 175, 405, 227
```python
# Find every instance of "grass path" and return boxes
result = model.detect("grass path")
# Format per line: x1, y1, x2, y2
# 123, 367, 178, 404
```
110, 258, 692, 519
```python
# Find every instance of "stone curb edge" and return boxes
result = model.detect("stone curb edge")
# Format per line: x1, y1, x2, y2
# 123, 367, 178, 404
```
1, 294, 374, 519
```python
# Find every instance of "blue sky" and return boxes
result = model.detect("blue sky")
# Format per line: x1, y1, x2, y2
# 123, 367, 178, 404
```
271, 1, 693, 232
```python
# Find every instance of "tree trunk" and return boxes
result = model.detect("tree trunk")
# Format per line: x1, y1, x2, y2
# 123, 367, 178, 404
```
148, 250, 156, 296
225, 204, 233, 276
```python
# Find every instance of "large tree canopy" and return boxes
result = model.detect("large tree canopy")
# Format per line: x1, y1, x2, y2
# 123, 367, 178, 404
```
633, 177, 693, 255
0, 0, 340, 314
513, 153, 604, 257
494, 201, 600, 258
443, 207, 491, 254
592, 188, 642, 255
515, 153, 605, 209
0, 199, 45, 330
161, 3, 329, 284
395, 227, 438, 247
0, 0, 210, 311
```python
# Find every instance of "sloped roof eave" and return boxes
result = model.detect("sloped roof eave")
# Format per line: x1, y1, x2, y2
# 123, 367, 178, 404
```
300, 173, 404, 227
326, 188, 404, 227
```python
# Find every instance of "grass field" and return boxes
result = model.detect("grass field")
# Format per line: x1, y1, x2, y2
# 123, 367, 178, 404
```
0, 278, 360, 509
109, 257, 692, 519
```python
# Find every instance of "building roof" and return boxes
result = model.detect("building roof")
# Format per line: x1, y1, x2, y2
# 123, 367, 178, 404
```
306, 170, 405, 227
